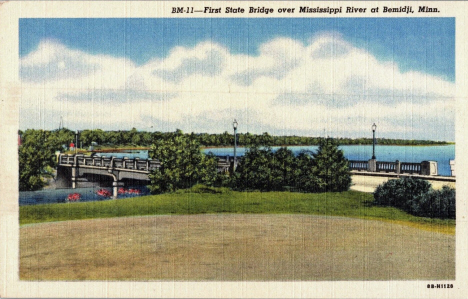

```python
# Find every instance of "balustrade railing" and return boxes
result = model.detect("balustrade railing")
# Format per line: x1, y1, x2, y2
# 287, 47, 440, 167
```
347, 159, 438, 176
400, 162, 421, 174
348, 160, 368, 171
58, 154, 160, 172
376, 161, 396, 173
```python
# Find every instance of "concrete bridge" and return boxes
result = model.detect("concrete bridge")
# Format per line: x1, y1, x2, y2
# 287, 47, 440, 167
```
56, 154, 234, 197
56, 154, 161, 197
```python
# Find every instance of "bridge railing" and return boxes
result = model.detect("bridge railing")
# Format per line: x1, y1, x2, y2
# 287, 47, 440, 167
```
348, 159, 437, 176
348, 160, 368, 171
59, 154, 75, 165
58, 154, 161, 172
376, 161, 397, 173
400, 162, 421, 174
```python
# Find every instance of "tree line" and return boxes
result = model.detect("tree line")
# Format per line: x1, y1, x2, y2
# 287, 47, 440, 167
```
19, 127, 450, 149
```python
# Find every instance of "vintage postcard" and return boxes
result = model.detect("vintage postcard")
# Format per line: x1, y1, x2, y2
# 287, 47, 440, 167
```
1, 1, 467, 298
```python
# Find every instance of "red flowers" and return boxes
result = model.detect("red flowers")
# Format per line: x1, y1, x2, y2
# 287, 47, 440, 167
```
96, 189, 112, 198
66, 193, 81, 202
117, 188, 141, 195
128, 188, 141, 195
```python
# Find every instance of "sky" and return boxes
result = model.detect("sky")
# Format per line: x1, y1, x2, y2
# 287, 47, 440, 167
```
19, 18, 455, 141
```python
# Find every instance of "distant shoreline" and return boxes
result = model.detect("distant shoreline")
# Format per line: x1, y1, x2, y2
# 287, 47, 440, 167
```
201, 143, 454, 149
85, 143, 455, 152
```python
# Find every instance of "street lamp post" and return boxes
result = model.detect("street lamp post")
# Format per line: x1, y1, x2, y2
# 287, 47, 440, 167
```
75, 130, 79, 154
233, 119, 238, 172
372, 123, 377, 159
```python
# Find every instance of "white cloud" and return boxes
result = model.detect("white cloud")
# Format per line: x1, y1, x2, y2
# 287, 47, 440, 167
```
19, 34, 455, 140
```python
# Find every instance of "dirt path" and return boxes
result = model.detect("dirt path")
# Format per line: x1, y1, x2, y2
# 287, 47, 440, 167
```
20, 214, 454, 281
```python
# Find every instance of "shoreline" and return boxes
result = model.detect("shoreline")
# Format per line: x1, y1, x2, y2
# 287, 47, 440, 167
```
202, 143, 454, 149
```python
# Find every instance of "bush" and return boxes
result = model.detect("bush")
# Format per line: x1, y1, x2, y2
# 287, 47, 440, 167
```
374, 177, 431, 210
415, 186, 456, 219
374, 177, 455, 219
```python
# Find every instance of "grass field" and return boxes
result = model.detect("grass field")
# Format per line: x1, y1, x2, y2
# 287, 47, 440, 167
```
20, 189, 455, 234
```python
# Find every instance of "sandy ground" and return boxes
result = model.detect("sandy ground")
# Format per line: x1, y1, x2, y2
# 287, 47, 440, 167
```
350, 175, 455, 193
20, 214, 454, 281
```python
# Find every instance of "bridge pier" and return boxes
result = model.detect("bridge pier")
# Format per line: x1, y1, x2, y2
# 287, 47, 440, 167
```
112, 181, 124, 199
71, 167, 78, 189
56, 166, 72, 188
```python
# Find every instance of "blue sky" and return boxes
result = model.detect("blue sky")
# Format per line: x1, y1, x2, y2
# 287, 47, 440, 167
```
19, 18, 455, 140
20, 18, 455, 81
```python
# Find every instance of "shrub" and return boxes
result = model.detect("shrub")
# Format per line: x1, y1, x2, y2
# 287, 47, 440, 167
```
415, 186, 456, 219
374, 177, 431, 210
374, 177, 455, 219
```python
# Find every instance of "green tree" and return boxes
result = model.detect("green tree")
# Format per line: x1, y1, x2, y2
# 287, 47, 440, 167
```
234, 146, 274, 190
270, 147, 297, 190
80, 129, 105, 147
48, 128, 74, 150
19, 130, 58, 191
295, 150, 317, 192
310, 138, 351, 192
148, 131, 219, 193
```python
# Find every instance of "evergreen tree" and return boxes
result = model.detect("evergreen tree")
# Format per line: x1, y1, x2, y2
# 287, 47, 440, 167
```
295, 150, 316, 192
310, 138, 351, 192
270, 147, 297, 190
234, 146, 274, 191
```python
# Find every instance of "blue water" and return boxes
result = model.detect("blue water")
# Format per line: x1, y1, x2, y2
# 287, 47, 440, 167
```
204, 145, 455, 177
19, 186, 150, 206
95, 150, 148, 159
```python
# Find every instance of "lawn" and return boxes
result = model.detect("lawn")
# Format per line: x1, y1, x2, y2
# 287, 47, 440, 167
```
20, 189, 455, 234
